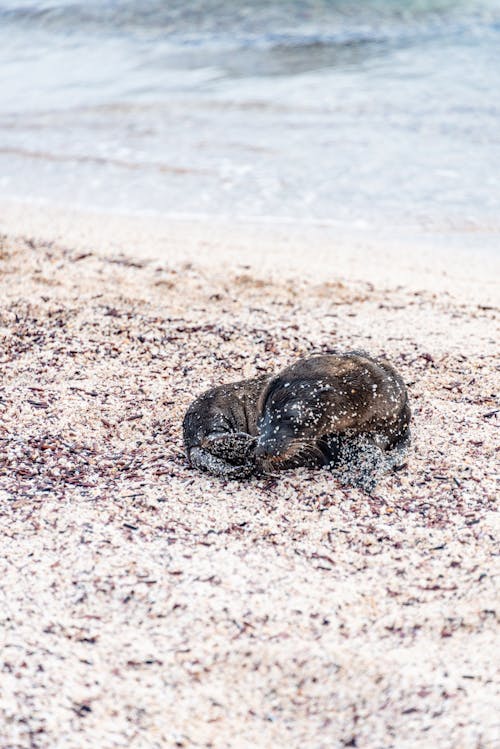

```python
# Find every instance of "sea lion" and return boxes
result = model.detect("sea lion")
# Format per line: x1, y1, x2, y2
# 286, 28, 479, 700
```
183, 352, 410, 490
182, 374, 272, 479
255, 353, 410, 491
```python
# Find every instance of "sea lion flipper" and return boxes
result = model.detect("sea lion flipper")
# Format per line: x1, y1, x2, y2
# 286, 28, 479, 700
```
386, 431, 411, 470
188, 447, 255, 479
334, 435, 385, 493
203, 432, 257, 463
333, 432, 411, 492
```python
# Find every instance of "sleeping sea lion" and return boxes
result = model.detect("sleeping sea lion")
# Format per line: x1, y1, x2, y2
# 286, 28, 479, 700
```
182, 352, 410, 490
255, 353, 410, 491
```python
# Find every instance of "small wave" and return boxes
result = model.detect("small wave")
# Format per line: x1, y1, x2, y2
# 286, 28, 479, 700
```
0, 146, 214, 175
1, 0, 498, 40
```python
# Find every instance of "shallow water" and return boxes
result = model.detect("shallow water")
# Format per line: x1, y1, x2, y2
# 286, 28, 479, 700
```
0, 0, 499, 239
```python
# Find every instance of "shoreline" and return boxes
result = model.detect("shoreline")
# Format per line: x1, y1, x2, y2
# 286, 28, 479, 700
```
0, 217, 498, 748
1, 197, 499, 304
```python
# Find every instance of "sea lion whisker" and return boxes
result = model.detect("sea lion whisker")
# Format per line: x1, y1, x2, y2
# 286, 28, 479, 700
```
293, 439, 324, 462
280, 440, 323, 467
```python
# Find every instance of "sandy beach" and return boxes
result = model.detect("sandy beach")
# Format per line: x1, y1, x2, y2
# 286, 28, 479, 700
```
0, 206, 498, 748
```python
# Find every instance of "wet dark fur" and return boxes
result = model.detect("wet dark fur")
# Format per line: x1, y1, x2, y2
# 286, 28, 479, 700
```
255, 353, 410, 490
182, 374, 272, 479
183, 353, 411, 489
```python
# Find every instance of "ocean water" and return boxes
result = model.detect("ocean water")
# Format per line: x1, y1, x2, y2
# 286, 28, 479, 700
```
0, 0, 499, 237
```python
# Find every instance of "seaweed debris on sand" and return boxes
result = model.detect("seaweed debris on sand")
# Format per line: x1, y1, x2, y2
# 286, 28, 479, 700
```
0, 235, 498, 748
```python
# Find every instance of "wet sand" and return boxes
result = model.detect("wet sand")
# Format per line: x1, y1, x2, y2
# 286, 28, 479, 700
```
0, 213, 498, 748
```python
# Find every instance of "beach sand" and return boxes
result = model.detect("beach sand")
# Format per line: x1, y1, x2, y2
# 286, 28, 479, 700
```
0, 206, 498, 748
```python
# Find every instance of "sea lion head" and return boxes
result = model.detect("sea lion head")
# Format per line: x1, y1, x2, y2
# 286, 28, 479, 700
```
255, 375, 332, 471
